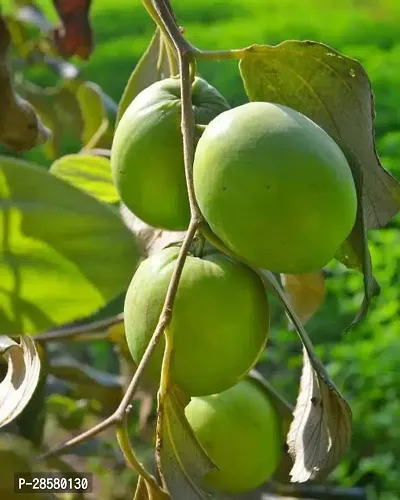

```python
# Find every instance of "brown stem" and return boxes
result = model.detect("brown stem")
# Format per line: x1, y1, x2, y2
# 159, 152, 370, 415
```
266, 481, 367, 500
40, 0, 202, 466
34, 314, 124, 342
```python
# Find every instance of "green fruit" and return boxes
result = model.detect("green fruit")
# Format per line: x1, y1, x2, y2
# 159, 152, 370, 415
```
185, 379, 281, 493
111, 77, 230, 230
124, 246, 269, 396
193, 102, 357, 273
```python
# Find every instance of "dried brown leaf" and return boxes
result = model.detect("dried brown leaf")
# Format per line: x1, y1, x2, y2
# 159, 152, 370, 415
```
281, 272, 326, 325
287, 348, 352, 482
0, 335, 41, 428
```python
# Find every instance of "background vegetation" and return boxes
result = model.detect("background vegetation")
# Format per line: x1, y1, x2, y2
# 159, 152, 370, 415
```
2, 0, 400, 498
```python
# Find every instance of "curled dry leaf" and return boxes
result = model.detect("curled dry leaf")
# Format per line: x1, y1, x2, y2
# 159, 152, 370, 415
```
281, 272, 326, 325
0, 15, 50, 151
117, 27, 174, 124
287, 348, 352, 482
0, 335, 41, 428
120, 204, 186, 258
257, 270, 352, 483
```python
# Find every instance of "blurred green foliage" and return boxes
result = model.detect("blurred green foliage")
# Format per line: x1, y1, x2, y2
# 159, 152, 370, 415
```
3, 0, 400, 497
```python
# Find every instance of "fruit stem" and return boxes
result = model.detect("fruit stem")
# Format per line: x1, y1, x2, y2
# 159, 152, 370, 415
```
155, 327, 173, 487
116, 420, 165, 495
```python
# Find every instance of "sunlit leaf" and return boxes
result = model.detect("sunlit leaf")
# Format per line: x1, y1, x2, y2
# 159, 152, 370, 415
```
157, 387, 215, 499
76, 81, 116, 149
239, 41, 400, 229
257, 269, 352, 482
281, 272, 326, 325
50, 154, 119, 204
52, 0, 94, 60
117, 28, 174, 124
0, 335, 41, 428
47, 394, 89, 430
0, 156, 140, 334
0, 15, 50, 151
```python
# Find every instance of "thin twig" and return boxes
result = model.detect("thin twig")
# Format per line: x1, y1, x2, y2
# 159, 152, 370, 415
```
35, 314, 124, 342
116, 420, 164, 493
266, 481, 367, 500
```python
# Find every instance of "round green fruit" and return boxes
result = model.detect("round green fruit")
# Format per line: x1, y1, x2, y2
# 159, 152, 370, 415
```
185, 379, 281, 493
193, 102, 357, 273
124, 246, 269, 396
111, 77, 230, 230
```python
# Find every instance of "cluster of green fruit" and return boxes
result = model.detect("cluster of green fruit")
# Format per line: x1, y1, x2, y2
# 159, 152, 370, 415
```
110, 76, 357, 494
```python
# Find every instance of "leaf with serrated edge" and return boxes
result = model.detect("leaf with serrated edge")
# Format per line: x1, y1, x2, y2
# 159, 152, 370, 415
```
117, 28, 175, 125
239, 41, 400, 229
281, 272, 326, 325
0, 335, 41, 428
120, 204, 186, 258
50, 154, 119, 204
157, 387, 216, 499
0, 156, 140, 334
257, 269, 351, 482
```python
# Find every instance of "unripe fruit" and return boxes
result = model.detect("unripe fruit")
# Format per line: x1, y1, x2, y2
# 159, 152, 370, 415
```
185, 379, 281, 493
193, 102, 357, 274
124, 246, 269, 396
111, 77, 230, 230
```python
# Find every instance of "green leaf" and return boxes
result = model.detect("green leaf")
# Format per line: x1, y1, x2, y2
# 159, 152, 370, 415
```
335, 158, 380, 329
55, 81, 84, 139
0, 434, 56, 499
47, 394, 89, 430
157, 387, 216, 499
50, 154, 119, 204
239, 41, 400, 230
117, 28, 174, 125
76, 81, 117, 149
16, 81, 63, 161
49, 355, 123, 413
257, 269, 352, 483
0, 156, 140, 334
